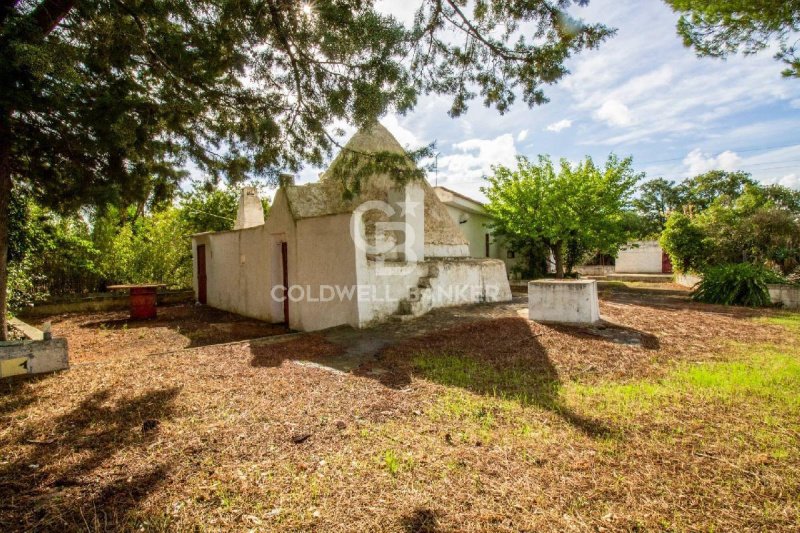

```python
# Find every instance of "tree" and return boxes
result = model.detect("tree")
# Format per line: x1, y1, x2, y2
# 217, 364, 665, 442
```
178, 183, 270, 235
483, 154, 640, 278
632, 177, 683, 235
661, 182, 800, 275
660, 212, 708, 273
678, 170, 756, 213
0, 1, 613, 338
665, 0, 800, 77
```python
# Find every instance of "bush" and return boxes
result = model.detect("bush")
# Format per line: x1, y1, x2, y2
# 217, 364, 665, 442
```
660, 212, 707, 273
691, 263, 786, 307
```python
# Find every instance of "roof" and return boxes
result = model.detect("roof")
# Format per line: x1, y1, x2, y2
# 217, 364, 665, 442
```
282, 124, 468, 246
433, 186, 487, 216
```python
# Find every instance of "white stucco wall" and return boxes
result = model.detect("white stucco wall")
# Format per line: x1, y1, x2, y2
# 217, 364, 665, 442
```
192, 225, 274, 321
291, 214, 359, 331
441, 204, 518, 274
615, 241, 664, 274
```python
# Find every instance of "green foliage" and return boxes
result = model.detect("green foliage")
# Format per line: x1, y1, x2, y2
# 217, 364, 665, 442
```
665, 0, 800, 77
691, 263, 785, 307
7, 183, 259, 305
660, 212, 707, 273
632, 178, 683, 235
95, 208, 192, 289
1, 0, 613, 206
483, 154, 641, 277
678, 170, 757, 213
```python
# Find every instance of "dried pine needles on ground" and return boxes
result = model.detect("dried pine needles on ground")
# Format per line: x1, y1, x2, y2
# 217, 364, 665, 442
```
1, 292, 798, 531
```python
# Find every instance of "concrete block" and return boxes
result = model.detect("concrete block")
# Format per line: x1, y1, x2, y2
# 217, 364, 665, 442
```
1, 338, 69, 378
1, 318, 69, 378
528, 279, 600, 324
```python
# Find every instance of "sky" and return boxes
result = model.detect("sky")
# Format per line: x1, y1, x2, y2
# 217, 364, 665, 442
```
291, 0, 800, 202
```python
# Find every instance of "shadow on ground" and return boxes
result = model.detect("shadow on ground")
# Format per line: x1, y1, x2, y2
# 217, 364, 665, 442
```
0, 385, 180, 530
75, 303, 289, 349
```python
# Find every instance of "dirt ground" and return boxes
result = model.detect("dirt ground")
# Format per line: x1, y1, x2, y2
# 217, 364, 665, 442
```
1, 287, 798, 531
25, 304, 290, 363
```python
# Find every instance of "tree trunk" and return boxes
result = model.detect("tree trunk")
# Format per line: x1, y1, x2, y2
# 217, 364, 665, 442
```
0, 108, 12, 340
553, 241, 564, 279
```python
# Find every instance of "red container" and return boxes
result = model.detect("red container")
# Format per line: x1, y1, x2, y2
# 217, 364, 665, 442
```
130, 286, 158, 319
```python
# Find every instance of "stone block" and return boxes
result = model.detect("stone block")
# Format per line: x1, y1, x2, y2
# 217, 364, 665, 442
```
528, 279, 600, 324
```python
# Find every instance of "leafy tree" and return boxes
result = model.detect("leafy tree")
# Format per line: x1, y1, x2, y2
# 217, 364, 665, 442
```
661, 182, 800, 276
0, 0, 612, 337
665, 0, 800, 77
678, 170, 756, 213
661, 212, 708, 274
632, 178, 683, 235
179, 183, 270, 234
483, 154, 640, 278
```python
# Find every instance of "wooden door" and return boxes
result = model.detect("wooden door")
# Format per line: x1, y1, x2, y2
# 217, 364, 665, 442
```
661, 251, 673, 274
197, 244, 207, 304
280, 242, 289, 325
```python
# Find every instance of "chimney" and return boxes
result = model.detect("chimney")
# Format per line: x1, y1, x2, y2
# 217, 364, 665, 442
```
234, 187, 265, 230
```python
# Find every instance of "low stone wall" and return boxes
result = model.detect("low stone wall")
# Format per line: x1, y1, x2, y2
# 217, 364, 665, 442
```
674, 273, 702, 288
1, 318, 69, 378
576, 265, 615, 276
768, 284, 800, 309
18, 290, 194, 317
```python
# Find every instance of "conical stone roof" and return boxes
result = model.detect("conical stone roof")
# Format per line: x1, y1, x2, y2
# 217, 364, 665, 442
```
283, 123, 468, 248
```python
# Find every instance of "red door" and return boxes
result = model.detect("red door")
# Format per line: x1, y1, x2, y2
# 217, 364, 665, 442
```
197, 244, 207, 304
661, 251, 673, 274
281, 242, 289, 325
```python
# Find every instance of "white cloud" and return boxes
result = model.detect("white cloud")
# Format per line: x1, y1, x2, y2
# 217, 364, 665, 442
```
791, 99, 800, 109
517, 129, 529, 141
545, 119, 573, 132
438, 134, 517, 182
775, 173, 800, 189
594, 100, 634, 127
683, 149, 743, 175
380, 115, 424, 148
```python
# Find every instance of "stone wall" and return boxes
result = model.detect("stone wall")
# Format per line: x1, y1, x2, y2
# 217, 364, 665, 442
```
768, 284, 800, 309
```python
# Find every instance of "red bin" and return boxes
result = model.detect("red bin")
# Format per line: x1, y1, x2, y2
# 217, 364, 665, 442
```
129, 286, 158, 319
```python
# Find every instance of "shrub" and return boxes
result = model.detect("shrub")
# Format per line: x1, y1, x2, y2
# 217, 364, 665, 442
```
691, 263, 786, 307
660, 212, 707, 273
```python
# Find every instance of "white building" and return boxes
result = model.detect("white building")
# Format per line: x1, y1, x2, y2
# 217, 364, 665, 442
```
191, 125, 512, 332
433, 186, 520, 276
615, 240, 673, 274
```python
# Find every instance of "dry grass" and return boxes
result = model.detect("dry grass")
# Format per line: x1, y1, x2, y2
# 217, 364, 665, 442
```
26, 304, 289, 363
0, 294, 798, 532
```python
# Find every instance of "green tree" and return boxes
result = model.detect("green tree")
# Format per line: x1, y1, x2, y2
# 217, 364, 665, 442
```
178, 183, 270, 234
661, 182, 800, 276
678, 170, 756, 213
0, 0, 613, 338
632, 178, 683, 235
665, 0, 800, 77
483, 154, 640, 278
660, 212, 708, 273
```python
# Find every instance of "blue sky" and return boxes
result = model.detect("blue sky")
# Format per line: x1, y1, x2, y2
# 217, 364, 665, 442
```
293, 0, 800, 201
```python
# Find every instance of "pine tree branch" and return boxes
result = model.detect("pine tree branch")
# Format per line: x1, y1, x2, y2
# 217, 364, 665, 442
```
0, 0, 20, 28
29, 0, 76, 36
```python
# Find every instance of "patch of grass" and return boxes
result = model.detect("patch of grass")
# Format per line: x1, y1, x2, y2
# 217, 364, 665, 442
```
412, 353, 559, 408
757, 313, 800, 335
380, 449, 413, 476
568, 343, 800, 421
